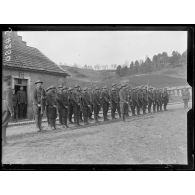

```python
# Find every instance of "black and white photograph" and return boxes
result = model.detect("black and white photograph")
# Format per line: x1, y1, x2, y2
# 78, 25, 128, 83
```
1, 26, 193, 168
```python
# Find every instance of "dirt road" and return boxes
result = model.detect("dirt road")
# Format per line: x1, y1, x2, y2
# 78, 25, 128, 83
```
2, 105, 189, 164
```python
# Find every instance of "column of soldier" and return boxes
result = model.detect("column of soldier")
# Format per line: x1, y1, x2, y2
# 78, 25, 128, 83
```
33, 80, 169, 132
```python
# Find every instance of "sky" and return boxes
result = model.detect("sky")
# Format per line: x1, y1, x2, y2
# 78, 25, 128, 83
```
18, 31, 187, 67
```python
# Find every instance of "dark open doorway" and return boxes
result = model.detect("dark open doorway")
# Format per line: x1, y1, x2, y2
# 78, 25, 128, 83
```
14, 82, 28, 120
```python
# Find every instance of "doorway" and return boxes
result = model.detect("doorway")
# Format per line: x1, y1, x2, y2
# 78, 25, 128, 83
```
14, 78, 28, 120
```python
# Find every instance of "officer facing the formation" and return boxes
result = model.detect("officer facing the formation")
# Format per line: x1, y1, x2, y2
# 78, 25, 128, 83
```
2, 75, 14, 145
162, 88, 169, 111
119, 83, 129, 121
32, 80, 46, 132
93, 87, 102, 123
80, 87, 91, 125
101, 86, 110, 121
46, 86, 57, 130
17, 86, 27, 119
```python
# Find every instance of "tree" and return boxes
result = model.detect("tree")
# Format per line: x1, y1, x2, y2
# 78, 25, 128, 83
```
129, 61, 134, 75
134, 60, 140, 74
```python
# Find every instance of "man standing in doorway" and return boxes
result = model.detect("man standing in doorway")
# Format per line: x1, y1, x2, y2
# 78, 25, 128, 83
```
17, 86, 27, 119
32, 80, 46, 132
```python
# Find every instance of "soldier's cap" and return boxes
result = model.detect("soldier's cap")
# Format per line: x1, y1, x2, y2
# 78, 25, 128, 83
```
102, 86, 107, 89
35, 80, 43, 84
46, 85, 55, 92
68, 87, 73, 91
58, 85, 63, 89
112, 83, 117, 87
121, 83, 126, 87
83, 87, 87, 91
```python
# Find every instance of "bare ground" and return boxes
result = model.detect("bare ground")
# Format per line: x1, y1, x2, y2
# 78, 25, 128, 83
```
2, 105, 188, 164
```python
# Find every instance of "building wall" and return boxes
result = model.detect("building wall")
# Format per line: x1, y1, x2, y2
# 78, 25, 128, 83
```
3, 68, 67, 120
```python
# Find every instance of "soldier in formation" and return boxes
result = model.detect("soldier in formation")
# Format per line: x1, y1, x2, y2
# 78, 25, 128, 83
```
30, 81, 171, 131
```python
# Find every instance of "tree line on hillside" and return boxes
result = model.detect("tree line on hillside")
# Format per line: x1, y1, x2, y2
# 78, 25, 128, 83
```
116, 50, 187, 77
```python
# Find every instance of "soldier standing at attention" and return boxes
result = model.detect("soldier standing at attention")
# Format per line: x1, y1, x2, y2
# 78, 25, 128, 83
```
101, 86, 110, 121
80, 87, 91, 125
119, 83, 129, 121
93, 87, 102, 123
128, 88, 136, 116
159, 88, 163, 111
57, 85, 63, 125
71, 85, 81, 126
17, 86, 27, 119
162, 88, 169, 111
12, 89, 18, 121
87, 87, 94, 120
46, 86, 57, 130
153, 88, 157, 112
182, 87, 190, 109
2, 75, 14, 145
156, 89, 160, 112
68, 88, 74, 124
32, 80, 46, 132
147, 87, 154, 113
137, 88, 143, 115
110, 87, 121, 119
142, 88, 148, 114
61, 87, 69, 128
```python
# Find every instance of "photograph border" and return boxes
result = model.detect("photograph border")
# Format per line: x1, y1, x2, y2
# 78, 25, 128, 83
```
0, 24, 194, 171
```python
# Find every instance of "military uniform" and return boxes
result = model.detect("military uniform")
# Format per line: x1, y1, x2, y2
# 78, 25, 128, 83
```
2, 75, 14, 145
56, 86, 63, 125
17, 89, 27, 119
87, 88, 94, 120
46, 86, 57, 130
159, 89, 163, 111
153, 89, 157, 112
68, 88, 74, 123
128, 89, 136, 116
142, 89, 148, 114
119, 84, 129, 121
110, 87, 121, 119
32, 80, 46, 131
71, 86, 81, 126
162, 88, 169, 111
137, 89, 143, 115
93, 87, 101, 123
80, 88, 91, 125
101, 86, 110, 121
147, 88, 154, 113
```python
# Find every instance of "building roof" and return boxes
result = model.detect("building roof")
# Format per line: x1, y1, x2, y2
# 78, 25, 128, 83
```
3, 32, 69, 76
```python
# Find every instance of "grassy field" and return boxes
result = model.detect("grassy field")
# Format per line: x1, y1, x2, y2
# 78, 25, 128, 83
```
62, 65, 188, 88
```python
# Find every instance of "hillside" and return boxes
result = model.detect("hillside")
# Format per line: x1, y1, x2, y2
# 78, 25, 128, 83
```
60, 65, 188, 88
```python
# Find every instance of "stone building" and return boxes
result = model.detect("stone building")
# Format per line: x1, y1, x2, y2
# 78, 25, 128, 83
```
2, 31, 69, 120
